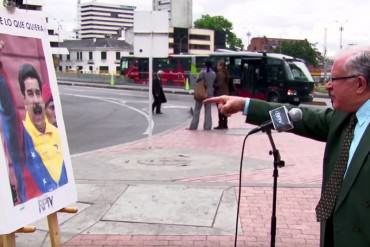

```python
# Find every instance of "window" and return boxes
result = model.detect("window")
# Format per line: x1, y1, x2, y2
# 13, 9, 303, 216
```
99, 66, 109, 73
67, 54, 70, 61
76, 51, 83, 61
189, 34, 210, 41
116, 52, 120, 60
101, 51, 107, 60
89, 51, 93, 60
266, 58, 284, 81
189, 44, 210, 50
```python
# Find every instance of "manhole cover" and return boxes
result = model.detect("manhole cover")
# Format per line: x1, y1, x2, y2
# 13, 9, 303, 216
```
137, 158, 190, 166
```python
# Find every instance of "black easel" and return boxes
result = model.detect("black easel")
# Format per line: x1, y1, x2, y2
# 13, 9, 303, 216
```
264, 128, 285, 247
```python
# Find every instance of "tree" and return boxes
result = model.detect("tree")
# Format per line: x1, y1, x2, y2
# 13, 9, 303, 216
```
273, 40, 321, 66
194, 15, 243, 50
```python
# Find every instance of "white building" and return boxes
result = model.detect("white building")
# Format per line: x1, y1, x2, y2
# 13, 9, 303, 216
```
153, 0, 192, 28
59, 38, 132, 74
79, 1, 136, 39
0, 0, 69, 60
46, 18, 69, 56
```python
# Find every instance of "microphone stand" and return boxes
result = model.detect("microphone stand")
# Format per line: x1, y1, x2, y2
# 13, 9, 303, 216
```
264, 128, 285, 247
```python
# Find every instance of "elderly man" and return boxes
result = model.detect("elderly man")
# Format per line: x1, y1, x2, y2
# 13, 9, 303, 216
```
205, 47, 370, 247
18, 64, 67, 199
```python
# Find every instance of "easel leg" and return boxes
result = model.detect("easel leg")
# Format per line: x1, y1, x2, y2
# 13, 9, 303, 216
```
0, 208, 77, 247
1, 233, 15, 247
47, 213, 60, 247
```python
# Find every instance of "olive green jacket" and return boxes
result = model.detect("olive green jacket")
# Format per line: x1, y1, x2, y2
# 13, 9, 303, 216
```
246, 99, 370, 247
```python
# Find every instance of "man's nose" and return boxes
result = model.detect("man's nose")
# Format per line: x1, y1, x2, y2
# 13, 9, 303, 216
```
31, 94, 41, 103
324, 82, 332, 90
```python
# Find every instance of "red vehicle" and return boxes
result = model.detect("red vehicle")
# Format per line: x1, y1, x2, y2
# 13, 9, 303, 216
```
120, 55, 207, 86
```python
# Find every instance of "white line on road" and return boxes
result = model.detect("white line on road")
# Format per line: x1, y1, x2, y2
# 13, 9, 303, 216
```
63, 93, 153, 135
61, 86, 148, 98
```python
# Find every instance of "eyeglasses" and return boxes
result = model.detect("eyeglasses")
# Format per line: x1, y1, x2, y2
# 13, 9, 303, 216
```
328, 75, 361, 82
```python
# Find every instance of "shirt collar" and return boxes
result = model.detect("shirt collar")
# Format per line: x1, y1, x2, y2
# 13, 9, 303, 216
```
356, 98, 370, 127
25, 112, 53, 136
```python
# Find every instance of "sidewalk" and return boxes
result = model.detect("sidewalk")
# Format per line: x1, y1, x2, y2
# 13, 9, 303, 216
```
67, 109, 324, 247
15, 84, 326, 247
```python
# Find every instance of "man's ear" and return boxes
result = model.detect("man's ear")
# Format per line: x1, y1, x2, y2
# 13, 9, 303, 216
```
356, 75, 368, 94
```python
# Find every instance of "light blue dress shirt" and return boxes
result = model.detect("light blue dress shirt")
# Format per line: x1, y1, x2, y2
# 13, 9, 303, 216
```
242, 98, 251, 116
345, 98, 370, 175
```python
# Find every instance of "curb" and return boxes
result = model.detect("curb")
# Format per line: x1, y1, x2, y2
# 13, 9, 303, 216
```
58, 80, 194, 96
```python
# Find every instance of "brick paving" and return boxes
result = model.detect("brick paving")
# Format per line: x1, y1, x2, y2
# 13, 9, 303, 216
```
64, 108, 324, 247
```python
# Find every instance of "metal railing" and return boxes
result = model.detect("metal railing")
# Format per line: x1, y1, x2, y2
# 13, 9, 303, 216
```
55, 72, 133, 85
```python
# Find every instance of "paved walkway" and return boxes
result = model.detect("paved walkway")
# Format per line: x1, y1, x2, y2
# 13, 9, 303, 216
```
14, 92, 326, 247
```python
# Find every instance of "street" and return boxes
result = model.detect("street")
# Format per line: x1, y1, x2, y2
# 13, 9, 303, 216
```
60, 85, 194, 154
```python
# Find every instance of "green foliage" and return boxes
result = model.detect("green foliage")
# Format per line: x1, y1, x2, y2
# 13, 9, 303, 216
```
194, 14, 244, 50
273, 40, 320, 66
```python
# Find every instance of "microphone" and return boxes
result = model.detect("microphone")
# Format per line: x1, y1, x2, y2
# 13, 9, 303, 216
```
248, 106, 303, 135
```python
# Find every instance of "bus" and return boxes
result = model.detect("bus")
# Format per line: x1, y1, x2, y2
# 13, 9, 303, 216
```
209, 51, 314, 104
119, 54, 208, 86
120, 51, 314, 104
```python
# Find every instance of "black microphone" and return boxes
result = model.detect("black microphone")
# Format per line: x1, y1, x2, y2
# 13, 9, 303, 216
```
248, 106, 303, 135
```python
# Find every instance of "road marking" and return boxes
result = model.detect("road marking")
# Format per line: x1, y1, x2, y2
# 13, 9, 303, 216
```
163, 105, 190, 109
61, 86, 148, 98
63, 93, 154, 135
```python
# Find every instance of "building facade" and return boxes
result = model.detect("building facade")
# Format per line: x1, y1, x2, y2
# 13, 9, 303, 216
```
247, 36, 309, 52
1, 0, 69, 69
153, 0, 192, 28
168, 27, 214, 55
59, 38, 132, 74
124, 26, 214, 55
79, 1, 136, 39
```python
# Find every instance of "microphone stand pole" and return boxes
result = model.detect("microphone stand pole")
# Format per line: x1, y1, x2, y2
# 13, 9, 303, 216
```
264, 128, 285, 247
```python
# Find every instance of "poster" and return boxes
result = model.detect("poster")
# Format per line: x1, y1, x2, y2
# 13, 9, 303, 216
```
0, 8, 77, 234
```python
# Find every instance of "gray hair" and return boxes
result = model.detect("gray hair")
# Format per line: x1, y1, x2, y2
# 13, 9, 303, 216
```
345, 50, 370, 87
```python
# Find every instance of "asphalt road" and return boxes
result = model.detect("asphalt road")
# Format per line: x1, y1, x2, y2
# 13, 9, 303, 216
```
59, 85, 194, 154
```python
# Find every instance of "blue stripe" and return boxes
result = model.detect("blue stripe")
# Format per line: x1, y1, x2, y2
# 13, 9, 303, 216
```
23, 129, 68, 193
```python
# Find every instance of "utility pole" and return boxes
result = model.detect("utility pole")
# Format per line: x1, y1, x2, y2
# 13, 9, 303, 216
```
339, 25, 343, 49
246, 31, 251, 50
336, 20, 348, 50
323, 28, 327, 82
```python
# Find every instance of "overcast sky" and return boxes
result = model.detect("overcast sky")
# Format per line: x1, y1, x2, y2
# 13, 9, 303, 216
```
43, 0, 369, 58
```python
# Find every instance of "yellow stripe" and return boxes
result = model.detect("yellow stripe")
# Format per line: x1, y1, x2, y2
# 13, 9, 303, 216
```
24, 113, 64, 182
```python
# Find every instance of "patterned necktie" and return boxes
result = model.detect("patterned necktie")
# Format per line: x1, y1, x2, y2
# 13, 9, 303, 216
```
315, 114, 357, 222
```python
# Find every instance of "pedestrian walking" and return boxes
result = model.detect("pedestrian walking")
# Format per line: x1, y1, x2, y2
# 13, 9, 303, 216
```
188, 60, 216, 130
152, 70, 166, 114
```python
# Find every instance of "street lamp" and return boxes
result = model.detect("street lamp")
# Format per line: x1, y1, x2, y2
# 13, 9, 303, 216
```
336, 20, 348, 50
323, 27, 328, 82
246, 31, 251, 50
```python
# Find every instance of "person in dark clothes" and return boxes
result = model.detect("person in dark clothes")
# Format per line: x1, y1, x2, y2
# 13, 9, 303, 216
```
214, 60, 230, 129
152, 70, 166, 114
